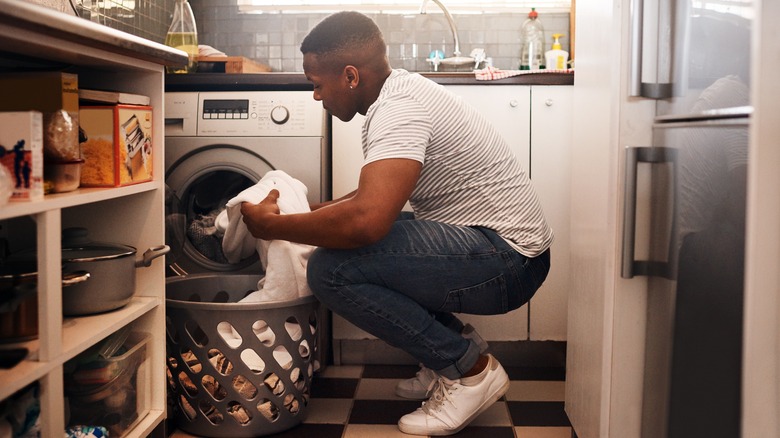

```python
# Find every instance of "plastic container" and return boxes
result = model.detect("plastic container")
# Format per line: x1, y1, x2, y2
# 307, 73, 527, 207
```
44, 159, 84, 193
64, 332, 151, 438
165, 274, 320, 437
519, 8, 545, 70
165, 0, 198, 74
545, 33, 569, 70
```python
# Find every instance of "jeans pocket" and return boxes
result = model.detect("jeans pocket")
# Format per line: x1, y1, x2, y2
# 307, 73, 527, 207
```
440, 274, 509, 315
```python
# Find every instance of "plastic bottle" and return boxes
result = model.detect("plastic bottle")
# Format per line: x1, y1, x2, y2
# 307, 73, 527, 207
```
545, 33, 569, 70
165, 0, 198, 74
519, 8, 545, 70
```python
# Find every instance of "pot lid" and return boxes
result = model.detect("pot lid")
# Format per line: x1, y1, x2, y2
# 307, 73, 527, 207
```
61, 227, 136, 261
9, 227, 136, 263
0, 262, 38, 280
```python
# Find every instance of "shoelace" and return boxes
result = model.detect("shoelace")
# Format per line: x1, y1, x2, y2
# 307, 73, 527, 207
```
422, 377, 458, 415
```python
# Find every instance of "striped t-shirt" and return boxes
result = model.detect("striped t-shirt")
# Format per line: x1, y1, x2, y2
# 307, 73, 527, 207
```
361, 69, 553, 257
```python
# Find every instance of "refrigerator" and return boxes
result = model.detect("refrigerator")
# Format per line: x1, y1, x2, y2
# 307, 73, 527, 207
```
620, 0, 752, 437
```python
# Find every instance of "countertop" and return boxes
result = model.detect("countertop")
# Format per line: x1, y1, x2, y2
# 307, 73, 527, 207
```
0, 0, 187, 69
165, 71, 574, 92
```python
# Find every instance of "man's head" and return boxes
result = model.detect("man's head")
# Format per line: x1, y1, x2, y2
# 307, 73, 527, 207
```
301, 11, 391, 122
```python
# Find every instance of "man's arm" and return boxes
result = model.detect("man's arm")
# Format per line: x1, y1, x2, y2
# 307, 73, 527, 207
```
240, 158, 421, 249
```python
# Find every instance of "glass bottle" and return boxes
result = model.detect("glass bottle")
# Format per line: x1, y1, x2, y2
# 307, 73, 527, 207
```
165, 0, 198, 74
519, 8, 545, 70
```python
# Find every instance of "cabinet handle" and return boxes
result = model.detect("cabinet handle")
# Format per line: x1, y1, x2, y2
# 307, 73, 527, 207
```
621, 146, 677, 279
509, 99, 518, 108
545, 99, 553, 107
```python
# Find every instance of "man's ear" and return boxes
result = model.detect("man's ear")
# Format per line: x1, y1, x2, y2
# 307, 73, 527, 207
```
344, 65, 359, 88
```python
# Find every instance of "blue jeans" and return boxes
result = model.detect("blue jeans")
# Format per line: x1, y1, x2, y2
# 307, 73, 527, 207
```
307, 213, 550, 379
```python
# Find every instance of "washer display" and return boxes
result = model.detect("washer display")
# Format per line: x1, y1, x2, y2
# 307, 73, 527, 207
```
165, 91, 330, 276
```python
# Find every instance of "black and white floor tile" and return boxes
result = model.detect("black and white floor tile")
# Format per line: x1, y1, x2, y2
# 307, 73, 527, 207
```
172, 362, 574, 438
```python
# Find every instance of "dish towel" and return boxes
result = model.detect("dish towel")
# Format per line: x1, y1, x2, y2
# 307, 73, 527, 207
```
474, 65, 574, 81
216, 169, 314, 302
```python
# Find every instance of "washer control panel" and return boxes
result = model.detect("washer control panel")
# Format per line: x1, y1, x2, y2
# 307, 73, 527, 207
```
165, 91, 326, 137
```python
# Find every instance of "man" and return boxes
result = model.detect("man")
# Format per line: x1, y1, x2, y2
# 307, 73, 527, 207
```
240, 10, 553, 436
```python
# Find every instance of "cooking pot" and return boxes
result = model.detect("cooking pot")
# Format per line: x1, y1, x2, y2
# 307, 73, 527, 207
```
11, 227, 169, 316
0, 264, 89, 342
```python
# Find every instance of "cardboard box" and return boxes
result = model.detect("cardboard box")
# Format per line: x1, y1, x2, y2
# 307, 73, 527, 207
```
80, 105, 153, 187
0, 72, 78, 113
0, 72, 80, 161
0, 111, 44, 201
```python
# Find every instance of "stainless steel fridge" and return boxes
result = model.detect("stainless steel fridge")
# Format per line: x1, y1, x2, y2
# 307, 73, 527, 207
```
621, 0, 752, 436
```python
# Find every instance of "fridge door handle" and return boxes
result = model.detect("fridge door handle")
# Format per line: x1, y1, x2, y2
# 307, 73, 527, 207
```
622, 146, 678, 279
629, 0, 674, 99
629, 0, 645, 97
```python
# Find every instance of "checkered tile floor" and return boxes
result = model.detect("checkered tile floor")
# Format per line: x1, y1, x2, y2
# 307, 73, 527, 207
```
171, 362, 574, 438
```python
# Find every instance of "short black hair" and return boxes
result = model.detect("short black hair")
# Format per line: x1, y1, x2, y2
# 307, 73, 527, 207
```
300, 11, 385, 58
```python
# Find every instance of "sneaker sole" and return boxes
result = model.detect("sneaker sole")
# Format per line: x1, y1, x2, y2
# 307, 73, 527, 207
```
398, 377, 510, 436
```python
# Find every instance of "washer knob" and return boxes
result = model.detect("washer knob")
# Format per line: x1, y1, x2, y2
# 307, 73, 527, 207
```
270, 105, 290, 125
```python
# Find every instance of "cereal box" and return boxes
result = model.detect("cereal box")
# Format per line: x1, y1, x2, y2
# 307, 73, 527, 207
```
0, 111, 44, 201
80, 105, 153, 187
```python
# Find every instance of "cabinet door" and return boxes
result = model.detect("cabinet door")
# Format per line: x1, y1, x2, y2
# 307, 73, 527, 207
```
529, 86, 572, 341
446, 85, 532, 341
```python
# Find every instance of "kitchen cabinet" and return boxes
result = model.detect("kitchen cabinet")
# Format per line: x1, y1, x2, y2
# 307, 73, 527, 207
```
330, 84, 571, 361
0, 1, 186, 437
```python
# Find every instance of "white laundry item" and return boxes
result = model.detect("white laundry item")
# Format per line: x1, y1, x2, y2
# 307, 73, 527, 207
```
217, 170, 314, 301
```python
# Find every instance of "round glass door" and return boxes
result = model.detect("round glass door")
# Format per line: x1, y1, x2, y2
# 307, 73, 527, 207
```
165, 145, 274, 274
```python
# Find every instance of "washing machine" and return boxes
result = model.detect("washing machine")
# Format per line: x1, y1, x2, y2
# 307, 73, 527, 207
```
164, 91, 330, 276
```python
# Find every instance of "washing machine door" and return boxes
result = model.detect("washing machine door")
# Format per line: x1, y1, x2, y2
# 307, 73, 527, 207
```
166, 144, 272, 275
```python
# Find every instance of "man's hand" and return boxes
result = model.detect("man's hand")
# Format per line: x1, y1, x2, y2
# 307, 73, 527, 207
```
240, 189, 281, 239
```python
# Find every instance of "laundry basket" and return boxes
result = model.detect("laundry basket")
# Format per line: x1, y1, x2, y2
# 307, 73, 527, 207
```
165, 274, 320, 437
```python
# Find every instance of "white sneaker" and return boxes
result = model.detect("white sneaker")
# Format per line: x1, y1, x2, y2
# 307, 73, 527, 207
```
396, 365, 439, 400
397, 354, 509, 436
395, 324, 488, 400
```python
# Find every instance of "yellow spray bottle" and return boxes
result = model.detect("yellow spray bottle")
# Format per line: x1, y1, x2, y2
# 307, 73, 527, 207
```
545, 33, 569, 70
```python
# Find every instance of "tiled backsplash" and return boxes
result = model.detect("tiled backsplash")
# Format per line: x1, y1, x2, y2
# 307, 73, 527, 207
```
77, 0, 173, 43
191, 1, 571, 72
36, 0, 570, 73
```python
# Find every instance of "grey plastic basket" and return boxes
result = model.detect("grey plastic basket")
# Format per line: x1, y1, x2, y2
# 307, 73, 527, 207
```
165, 274, 319, 437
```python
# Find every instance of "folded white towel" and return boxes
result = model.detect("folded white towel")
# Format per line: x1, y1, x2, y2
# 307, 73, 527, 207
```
217, 170, 314, 302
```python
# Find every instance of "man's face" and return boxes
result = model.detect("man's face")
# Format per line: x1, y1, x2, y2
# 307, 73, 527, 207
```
303, 53, 358, 122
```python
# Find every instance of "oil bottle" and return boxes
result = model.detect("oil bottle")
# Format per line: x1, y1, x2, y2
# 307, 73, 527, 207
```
165, 0, 198, 74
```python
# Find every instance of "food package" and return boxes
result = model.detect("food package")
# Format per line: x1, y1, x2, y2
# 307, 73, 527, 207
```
0, 72, 79, 161
79, 105, 153, 187
0, 111, 44, 201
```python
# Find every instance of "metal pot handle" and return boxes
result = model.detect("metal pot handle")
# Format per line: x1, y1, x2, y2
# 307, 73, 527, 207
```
62, 270, 90, 286
136, 245, 171, 268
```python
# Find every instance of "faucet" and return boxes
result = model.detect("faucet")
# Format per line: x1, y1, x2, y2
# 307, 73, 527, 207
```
419, 0, 462, 58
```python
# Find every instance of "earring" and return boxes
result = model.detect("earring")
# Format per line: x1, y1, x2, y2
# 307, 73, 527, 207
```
349, 85, 354, 89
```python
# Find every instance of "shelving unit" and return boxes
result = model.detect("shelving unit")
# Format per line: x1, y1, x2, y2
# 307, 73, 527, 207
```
0, 1, 187, 436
